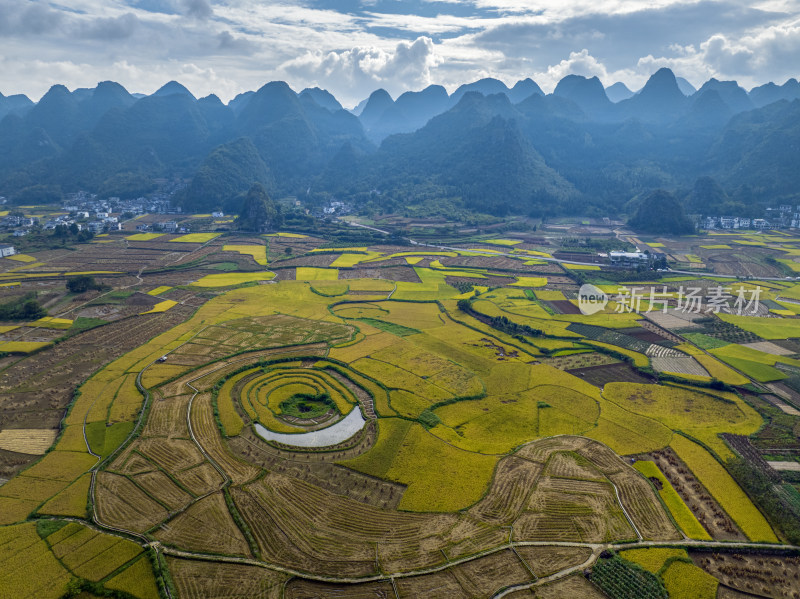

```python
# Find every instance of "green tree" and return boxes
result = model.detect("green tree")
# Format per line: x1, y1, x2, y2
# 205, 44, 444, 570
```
66, 275, 100, 293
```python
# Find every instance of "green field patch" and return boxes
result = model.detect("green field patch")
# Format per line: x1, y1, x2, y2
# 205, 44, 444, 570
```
717, 313, 800, 339
591, 553, 668, 599
85, 421, 135, 457
356, 317, 421, 337
278, 392, 337, 419
682, 332, 730, 349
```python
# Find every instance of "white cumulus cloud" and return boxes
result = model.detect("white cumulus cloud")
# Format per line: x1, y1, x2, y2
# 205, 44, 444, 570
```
280, 36, 439, 105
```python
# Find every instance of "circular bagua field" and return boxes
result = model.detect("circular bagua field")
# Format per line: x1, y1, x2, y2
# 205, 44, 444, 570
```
235, 365, 360, 435
278, 392, 336, 419
87, 284, 683, 587
19, 279, 785, 598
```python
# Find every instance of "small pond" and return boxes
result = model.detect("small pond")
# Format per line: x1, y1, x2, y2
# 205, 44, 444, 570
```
254, 407, 366, 448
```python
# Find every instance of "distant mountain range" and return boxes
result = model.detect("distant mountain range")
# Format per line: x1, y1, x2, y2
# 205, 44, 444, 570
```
1, 68, 799, 217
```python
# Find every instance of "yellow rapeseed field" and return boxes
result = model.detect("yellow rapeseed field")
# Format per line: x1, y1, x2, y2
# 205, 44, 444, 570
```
510, 276, 548, 287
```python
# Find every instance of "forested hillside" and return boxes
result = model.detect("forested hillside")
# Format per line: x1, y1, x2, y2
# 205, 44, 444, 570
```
0, 69, 799, 218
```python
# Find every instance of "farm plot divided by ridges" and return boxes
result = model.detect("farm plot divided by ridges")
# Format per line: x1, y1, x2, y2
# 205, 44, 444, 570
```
3, 264, 796, 594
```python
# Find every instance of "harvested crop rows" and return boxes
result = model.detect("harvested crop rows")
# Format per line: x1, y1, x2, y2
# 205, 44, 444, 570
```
2, 254, 793, 597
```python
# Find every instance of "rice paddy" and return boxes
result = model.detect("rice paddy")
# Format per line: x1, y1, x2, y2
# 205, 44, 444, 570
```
169, 232, 221, 243
670, 435, 778, 542
1, 231, 797, 595
126, 232, 164, 241
223, 244, 268, 265
190, 271, 276, 286
296, 266, 339, 280
633, 461, 711, 540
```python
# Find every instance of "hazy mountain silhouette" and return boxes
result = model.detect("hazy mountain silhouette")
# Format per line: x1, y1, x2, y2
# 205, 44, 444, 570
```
1, 69, 799, 216
605, 82, 634, 102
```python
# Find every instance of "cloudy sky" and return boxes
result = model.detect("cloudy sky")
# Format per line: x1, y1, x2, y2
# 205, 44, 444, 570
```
1, 0, 798, 106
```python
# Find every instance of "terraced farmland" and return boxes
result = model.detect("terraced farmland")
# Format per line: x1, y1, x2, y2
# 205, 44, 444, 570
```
1, 236, 799, 598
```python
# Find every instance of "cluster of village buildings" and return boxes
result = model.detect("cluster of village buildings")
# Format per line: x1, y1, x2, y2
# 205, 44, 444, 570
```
0, 188, 200, 238
702, 206, 800, 230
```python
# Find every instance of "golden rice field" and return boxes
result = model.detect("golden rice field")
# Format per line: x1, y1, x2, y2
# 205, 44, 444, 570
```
0, 340, 52, 353
0, 428, 57, 455
661, 560, 719, 599
126, 232, 164, 241
147, 285, 172, 296
223, 244, 268, 265
620, 547, 689, 573
190, 271, 276, 287
670, 435, 778, 542
483, 238, 522, 246
5, 253, 37, 264
633, 461, 711, 540
140, 299, 177, 314
296, 266, 339, 280
0, 241, 794, 594
169, 232, 221, 243
266, 231, 308, 238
